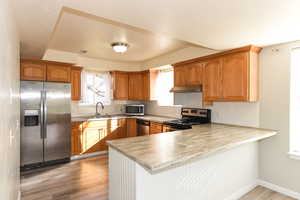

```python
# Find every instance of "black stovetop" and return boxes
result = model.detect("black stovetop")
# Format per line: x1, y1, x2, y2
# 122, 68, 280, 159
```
163, 108, 211, 130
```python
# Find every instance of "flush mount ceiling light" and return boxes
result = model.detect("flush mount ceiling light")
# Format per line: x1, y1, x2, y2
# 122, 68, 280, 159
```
111, 42, 129, 53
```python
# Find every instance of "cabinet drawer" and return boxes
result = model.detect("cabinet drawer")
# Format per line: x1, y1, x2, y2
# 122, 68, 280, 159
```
150, 122, 163, 134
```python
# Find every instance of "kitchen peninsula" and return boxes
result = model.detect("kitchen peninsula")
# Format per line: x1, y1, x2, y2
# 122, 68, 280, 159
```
107, 123, 277, 200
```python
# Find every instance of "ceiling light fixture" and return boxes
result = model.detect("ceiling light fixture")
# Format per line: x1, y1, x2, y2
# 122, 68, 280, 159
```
111, 42, 129, 53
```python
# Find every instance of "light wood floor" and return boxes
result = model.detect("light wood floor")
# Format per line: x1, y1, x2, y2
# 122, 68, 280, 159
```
21, 155, 295, 200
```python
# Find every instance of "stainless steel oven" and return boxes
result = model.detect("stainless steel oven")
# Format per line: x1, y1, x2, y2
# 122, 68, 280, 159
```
125, 104, 144, 116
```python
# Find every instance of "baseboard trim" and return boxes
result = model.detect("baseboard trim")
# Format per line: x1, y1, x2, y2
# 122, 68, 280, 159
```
224, 182, 258, 200
257, 179, 300, 199
71, 151, 107, 161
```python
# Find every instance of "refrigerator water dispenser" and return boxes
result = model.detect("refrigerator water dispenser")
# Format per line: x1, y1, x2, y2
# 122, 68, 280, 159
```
24, 110, 39, 126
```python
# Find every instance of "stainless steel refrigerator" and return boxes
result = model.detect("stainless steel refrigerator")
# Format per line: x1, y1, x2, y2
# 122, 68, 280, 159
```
20, 81, 71, 169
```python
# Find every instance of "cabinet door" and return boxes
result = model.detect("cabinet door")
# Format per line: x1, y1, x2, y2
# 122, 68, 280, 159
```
129, 72, 144, 100
221, 52, 249, 101
174, 66, 188, 86
21, 61, 46, 81
71, 67, 82, 101
71, 122, 83, 155
126, 118, 137, 137
162, 125, 176, 132
112, 72, 129, 100
150, 122, 163, 134
187, 63, 203, 85
83, 128, 101, 153
203, 59, 222, 101
46, 65, 71, 82
142, 72, 150, 101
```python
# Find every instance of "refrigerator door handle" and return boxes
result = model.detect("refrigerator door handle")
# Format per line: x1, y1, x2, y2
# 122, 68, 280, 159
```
40, 91, 44, 139
44, 91, 47, 139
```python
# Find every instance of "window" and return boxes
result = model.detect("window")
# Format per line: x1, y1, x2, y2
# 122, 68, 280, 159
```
80, 70, 112, 105
156, 66, 174, 106
290, 48, 300, 157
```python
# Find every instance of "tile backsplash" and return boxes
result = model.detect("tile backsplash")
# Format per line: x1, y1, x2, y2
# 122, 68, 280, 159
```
71, 100, 142, 117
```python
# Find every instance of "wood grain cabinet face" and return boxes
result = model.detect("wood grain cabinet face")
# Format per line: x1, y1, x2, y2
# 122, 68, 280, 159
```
187, 63, 204, 86
221, 52, 249, 101
129, 72, 144, 100
162, 125, 177, 132
46, 65, 71, 83
174, 66, 188, 86
71, 122, 83, 155
71, 67, 82, 101
126, 118, 137, 137
150, 122, 163, 134
21, 61, 46, 81
203, 59, 222, 101
112, 72, 129, 100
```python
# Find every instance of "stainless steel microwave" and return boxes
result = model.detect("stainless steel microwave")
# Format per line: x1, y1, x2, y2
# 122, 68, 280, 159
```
125, 105, 144, 116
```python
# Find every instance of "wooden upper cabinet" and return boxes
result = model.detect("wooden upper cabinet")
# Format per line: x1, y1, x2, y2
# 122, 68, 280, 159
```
21, 59, 46, 81
221, 52, 248, 101
174, 63, 203, 86
128, 72, 144, 100
111, 71, 129, 100
203, 49, 260, 102
203, 59, 222, 101
186, 63, 204, 86
142, 70, 158, 101
71, 67, 82, 101
173, 45, 261, 103
174, 66, 188, 86
46, 64, 71, 83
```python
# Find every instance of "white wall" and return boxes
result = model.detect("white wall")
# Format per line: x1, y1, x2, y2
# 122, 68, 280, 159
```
0, 1, 20, 200
43, 49, 143, 71
143, 46, 260, 127
259, 41, 300, 193
142, 46, 217, 69
43, 49, 143, 115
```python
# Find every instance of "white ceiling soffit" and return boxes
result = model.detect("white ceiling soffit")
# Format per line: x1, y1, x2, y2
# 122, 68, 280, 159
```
47, 8, 191, 62
13, 0, 300, 59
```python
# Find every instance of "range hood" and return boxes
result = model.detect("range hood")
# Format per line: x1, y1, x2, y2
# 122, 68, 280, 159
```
170, 85, 202, 93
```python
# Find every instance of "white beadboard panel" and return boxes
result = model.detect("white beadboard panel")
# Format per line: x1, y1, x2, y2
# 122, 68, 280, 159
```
135, 142, 258, 200
109, 148, 136, 200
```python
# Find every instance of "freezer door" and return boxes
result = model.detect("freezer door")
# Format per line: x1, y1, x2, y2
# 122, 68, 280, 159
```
20, 81, 44, 166
44, 82, 71, 162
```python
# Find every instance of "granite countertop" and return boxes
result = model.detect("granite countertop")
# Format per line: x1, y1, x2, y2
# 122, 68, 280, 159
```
106, 123, 277, 174
71, 114, 178, 123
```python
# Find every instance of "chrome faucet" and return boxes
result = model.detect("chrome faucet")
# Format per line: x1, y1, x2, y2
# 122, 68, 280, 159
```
95, 101, 104, 116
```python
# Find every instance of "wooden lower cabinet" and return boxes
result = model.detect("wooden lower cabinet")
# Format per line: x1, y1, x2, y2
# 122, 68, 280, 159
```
71, 119, 127, 155
162, 125, 177, 132
150, 122, 163, 134
126, 118, 137, 137
71, 122, 83, 155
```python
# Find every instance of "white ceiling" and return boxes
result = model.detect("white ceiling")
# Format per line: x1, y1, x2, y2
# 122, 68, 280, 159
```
47, 9, 190, 62
13, 0, 300, 59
